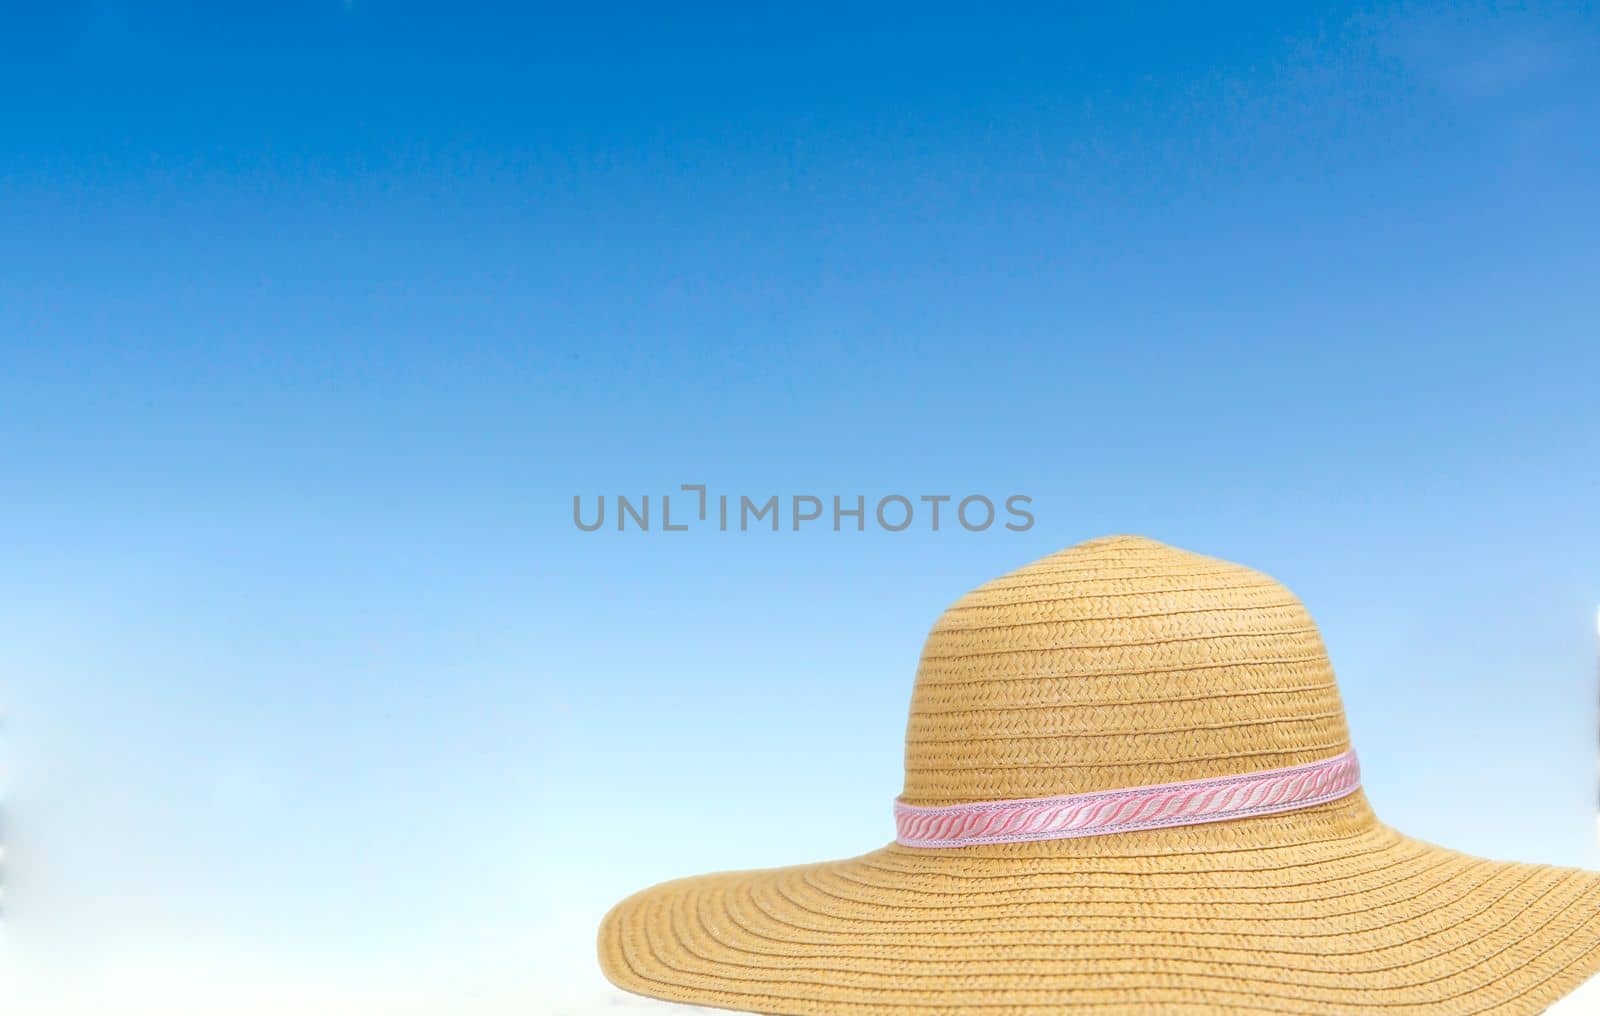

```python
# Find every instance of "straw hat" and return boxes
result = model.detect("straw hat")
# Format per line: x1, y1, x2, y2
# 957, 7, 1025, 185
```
598, 535, 1600, 1013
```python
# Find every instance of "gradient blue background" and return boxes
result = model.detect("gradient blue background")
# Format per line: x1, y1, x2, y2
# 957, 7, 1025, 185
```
3, 2, 1599, 1013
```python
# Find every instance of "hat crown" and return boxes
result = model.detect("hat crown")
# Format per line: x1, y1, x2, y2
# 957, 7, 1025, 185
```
902, 535, 1351, 806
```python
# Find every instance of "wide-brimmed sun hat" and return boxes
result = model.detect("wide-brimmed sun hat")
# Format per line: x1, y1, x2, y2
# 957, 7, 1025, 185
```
599, 535, 1600, 1014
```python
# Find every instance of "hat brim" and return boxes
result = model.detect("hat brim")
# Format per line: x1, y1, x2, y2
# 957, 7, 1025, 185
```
598, 793, 1600, 1014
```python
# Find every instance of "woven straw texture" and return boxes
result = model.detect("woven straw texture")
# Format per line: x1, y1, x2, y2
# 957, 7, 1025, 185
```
599, 535, 1600, 1014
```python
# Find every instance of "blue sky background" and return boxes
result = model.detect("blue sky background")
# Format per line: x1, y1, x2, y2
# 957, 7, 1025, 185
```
2, 2, 1599, 1013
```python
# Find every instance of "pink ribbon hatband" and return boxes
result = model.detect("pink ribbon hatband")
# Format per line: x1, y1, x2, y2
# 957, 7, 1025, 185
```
894, 749, 1360, 847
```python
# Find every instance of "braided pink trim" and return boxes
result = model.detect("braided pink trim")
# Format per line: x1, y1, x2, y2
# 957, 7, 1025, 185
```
894, 749, 1360, 847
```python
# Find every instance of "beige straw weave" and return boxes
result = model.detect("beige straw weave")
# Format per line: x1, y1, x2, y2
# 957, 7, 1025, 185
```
599, 536, 1600, 1014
